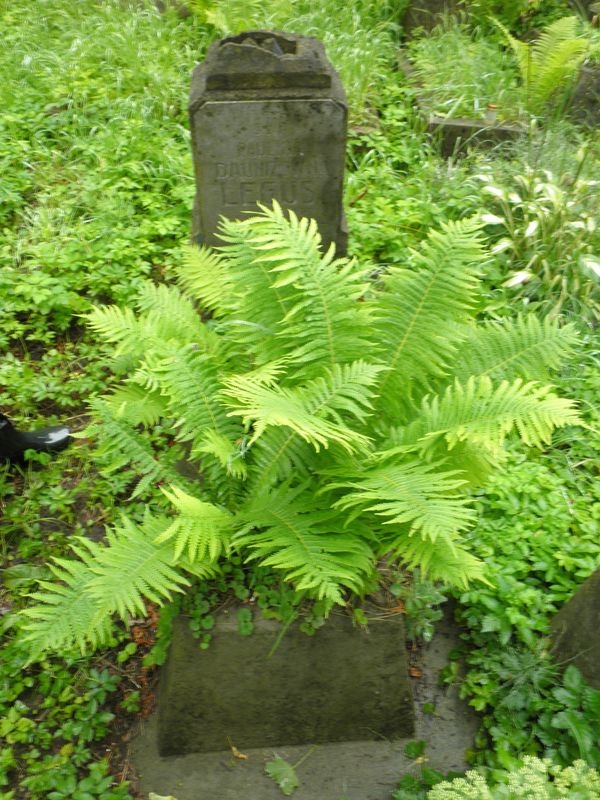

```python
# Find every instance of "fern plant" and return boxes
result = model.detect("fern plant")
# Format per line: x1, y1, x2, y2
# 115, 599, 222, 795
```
23, 203, 581, 656
497, 15, 590, 115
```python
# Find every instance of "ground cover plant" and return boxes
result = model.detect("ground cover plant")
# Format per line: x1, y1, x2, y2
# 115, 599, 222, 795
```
1, 0, 599, 797
405, 13, 594, 122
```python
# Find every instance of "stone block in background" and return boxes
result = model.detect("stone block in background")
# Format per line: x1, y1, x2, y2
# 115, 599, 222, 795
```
158, 609, 414, 756
189, 31, 347, 254
402, 0, 460, 34
551, 567, 600, 690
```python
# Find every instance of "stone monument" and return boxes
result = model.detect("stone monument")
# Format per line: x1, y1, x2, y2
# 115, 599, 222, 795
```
189, 30, 348, 254
551, 567, 600, 690
157, 609, 414, 756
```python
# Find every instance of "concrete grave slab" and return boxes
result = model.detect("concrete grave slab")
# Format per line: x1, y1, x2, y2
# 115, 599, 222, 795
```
132, 605, 479, 800
157, 608, 414, 757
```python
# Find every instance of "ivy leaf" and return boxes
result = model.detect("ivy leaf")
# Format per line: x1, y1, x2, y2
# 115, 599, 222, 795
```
265, 756, 299, 796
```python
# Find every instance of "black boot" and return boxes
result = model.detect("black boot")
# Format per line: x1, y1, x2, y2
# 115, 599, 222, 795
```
0, 414, 70, 462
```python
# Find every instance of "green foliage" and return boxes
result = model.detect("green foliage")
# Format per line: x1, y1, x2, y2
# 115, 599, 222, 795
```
461, 0, 572, 33
0, 637, 130, 799
478, 166, 600, 323
1, 0, 597, 788
389, 570, 448, 642
0, 0, 201, 347
497, 16, 591, 115
22, 204, 580, 656
406, 21, 522, 120
446, 350, 600, 768
427, 756, 600, 799
406, 14, 592, 121
265, 756, 300, 796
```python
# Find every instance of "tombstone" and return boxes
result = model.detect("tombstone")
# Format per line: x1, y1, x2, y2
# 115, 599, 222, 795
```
402, 0, 460, 34
157, 608, 414, 756
551, 568, 600, 690
570, 65, 600, 127
189, 31, 348, 254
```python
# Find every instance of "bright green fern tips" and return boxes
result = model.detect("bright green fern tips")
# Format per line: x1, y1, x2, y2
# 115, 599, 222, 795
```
22, 204, 580, 656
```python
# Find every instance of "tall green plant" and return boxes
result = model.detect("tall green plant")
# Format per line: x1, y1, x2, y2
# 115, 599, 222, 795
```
497, 15, 590, 115
23, 205, 580, 656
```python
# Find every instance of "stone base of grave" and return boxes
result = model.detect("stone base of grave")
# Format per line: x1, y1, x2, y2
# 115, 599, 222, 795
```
426, 115, 523, 158
157, 607, 414, 757
133, 604, 478, 800
398, 55, 524, 157
551, 568, 600, 690
402, 0, 460, 34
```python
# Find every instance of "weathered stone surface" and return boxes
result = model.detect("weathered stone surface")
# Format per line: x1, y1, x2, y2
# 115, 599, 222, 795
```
157, 609, 415, 756
570, 66, 600, 126
551, 568, 600, 689
402, 0, 460, 33
189, 31, 347, 254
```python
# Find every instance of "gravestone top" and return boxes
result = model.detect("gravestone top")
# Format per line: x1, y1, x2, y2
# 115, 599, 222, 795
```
196, 31, 332, 93
189, 30, 347, 253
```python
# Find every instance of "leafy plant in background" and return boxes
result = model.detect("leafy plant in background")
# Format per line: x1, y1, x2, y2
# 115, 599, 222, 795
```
0, 0, 203, 347
387, 569, 448, 642
21, 204, 581, 656
426, 756, 600, 799
461, 0, 573, 33
406, 19, 522, 120
446, 344, 600, 769
478, 164, 600, 322
0, 634, 131, 799
496, 15, 591, 116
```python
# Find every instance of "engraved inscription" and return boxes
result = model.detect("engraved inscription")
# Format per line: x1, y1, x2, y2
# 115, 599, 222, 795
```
213, 159, 323, 181
218, 179, 315, 206
192, 99, 345, 250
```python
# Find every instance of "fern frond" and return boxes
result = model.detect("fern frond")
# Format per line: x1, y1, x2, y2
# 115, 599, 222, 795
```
157, 486, 233, 562
221, 203, 375, 370
246, 427, 315, 491
397, 376, 581, 456
529, 36, 588, 112
221, 361, 380, 453
85, 286, 209, 365
174, 245, 234, 315
215, 211, 297, 361
153, 345, 240, 455
235, 482, 374, 603
102, 384, 168, 427
134, 281, 207, 344
84, 305, 144, 359
23, 551, 115, 657
451, 316, 579, 383
195, 429, 249, 479
494, 17, 530, 80
89, 398, 186, 497
297, 361, 386, 423
390, 529, 487, 588
532, 16, 584, 69
374, 218, 485, 416
332, 459, 475, 539
497, 16, 588, 113
86, 514, 190, 618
